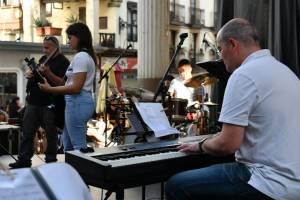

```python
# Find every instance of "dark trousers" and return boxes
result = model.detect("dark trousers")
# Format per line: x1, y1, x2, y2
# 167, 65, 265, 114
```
165, 162, 273, 200
18, 104, 57, 163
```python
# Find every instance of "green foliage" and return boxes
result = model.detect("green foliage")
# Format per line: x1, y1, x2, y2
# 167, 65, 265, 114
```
33, 18, 44, 27
33, 18, 52, 27
65, 15, 79, 24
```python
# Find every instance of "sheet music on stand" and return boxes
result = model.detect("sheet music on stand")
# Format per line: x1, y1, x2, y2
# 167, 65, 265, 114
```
133, 102, 179, 137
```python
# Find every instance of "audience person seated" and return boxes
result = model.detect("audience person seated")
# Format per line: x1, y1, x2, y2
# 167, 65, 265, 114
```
0, 106, 8, 123
8, 96, 22, 124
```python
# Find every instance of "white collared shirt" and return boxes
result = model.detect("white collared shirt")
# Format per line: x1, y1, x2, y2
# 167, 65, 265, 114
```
219, 49, 300, 200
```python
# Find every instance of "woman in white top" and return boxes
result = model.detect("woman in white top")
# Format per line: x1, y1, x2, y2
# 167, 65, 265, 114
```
39, 23, 97, 151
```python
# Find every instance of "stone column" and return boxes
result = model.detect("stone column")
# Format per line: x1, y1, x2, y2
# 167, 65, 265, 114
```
22, 0, 45, 42
137, 0, 170, 92
22, 0, 34, 42
86, 0, 100, 45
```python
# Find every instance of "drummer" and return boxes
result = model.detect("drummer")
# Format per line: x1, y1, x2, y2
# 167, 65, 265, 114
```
168, 59, 203, 107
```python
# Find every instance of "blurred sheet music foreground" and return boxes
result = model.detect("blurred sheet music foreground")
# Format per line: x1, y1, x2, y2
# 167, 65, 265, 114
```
134, 102, 179, 137
0, 163, 92, 200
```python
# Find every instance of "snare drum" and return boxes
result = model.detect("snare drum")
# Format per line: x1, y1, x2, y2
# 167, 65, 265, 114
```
164, 98, 188, 122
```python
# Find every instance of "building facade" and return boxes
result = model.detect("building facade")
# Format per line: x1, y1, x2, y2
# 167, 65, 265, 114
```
0, 0, 220, 107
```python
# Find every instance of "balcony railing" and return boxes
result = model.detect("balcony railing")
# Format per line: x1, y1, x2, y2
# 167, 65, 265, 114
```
99, 33, 115, 48
0, 5, 22, 30
190, 7, 203, 25
108, 0, 123, 7
170, 3, 185, 23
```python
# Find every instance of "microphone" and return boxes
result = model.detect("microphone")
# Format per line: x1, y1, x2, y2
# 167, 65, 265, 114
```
202, 32, 208, 46
178, 33, 188, 46
126, 44, 132, 50
180, 32, 188, 40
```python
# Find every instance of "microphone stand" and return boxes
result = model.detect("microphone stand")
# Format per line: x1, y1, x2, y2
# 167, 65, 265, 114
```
153, 33, 188, 102
99, 45, 132, 147
203, 39, 221, 59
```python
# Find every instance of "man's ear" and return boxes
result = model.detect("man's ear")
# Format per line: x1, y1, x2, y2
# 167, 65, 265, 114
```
228, 38, 239, 48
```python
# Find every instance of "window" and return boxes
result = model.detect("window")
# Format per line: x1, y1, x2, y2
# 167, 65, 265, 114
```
99, 17, 108, 29
200, 9, 205, 25
0, 0, 20, 6
190, 0, 196, 24
127, 2, 137, 42
53, 3, 63, 9
79, 7, 86, 24
0, 72, 17, 108
46, 3, 52, 17
0, 0, 6, 6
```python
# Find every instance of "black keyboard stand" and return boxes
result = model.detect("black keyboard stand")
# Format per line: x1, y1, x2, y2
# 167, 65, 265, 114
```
161, 182, 165, 200
104, 189, 124, 200
105, 185, 163, 200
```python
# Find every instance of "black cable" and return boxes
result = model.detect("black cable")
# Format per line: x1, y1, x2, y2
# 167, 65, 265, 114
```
0, 142, 17, 161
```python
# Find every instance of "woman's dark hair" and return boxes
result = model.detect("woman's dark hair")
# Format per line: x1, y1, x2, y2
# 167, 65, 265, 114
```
66, 22, 97, 65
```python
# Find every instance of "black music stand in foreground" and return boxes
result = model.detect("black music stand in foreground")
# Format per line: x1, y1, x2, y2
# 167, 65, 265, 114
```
125, 98, 154, 142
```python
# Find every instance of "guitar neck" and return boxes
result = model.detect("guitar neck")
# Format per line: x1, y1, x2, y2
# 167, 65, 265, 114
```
41, 48, 59, 66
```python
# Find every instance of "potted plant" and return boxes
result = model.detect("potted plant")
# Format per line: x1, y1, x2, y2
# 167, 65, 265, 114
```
44, 26, 62, 36
34, 18, 45, 36
43, 19, 62, 36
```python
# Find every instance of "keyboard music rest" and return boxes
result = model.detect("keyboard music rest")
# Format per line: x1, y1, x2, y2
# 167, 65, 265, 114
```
65, 135, 234, 194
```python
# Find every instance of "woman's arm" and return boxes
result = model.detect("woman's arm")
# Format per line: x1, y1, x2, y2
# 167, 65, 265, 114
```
39, 72, 87, 94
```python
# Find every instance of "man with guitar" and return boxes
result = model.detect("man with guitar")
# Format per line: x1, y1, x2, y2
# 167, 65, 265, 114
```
9, 36, 70, 168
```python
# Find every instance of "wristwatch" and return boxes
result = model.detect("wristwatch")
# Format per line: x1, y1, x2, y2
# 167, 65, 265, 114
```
198, 138, 207, 154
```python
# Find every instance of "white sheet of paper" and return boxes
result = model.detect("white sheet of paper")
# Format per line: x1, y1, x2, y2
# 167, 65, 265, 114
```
0, 169, 48, 200
134, 102, 179, 137
38, 163, 93, 200
0, 163, 93, 200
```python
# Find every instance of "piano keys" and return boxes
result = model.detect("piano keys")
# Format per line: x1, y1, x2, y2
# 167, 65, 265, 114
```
65, 135, 234, 198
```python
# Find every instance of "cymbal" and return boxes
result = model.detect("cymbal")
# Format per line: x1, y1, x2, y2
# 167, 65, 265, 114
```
184, 73, 217, 88
123, 87, 154, 100
196, 59, 231, 80
184, 73, 207, 88
200, 101, 219, 106
184, 78, 202, 88
196, 59, 225, 69
202, 76, 218, 86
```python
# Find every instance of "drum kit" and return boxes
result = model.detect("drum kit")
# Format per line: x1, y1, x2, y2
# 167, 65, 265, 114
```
87, 73, 220, 146
163, 74, 221, 136
119, 73, 220, 137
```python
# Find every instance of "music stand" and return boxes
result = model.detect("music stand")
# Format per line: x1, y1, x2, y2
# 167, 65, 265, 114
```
105, 99, 131, 146
126, 98, 154, 143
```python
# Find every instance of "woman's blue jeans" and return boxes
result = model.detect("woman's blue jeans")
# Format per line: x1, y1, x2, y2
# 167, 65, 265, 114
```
63, 90, 94, 151
165, 162, 273, 200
